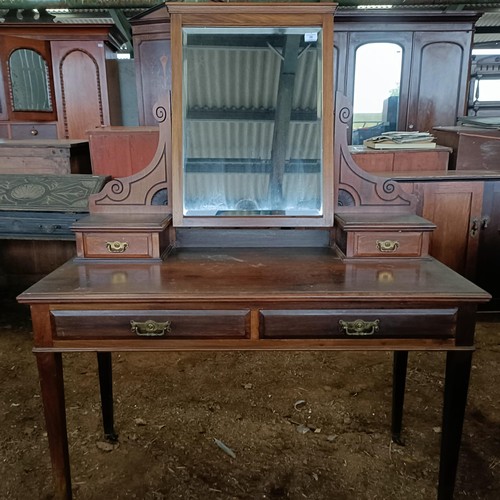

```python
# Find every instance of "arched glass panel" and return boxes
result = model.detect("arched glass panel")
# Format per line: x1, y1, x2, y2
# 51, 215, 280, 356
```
352, 43, 402, 145
9, 49, 53, 112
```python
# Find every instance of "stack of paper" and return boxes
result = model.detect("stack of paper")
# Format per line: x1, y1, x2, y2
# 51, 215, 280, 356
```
457, 116, 500, 129
364, 131, 436, 150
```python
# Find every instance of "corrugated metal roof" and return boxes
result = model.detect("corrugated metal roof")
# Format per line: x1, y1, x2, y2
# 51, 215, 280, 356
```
477, 11, 500, 27
474, 11, 500, 45
186, 46, 318, 111
184, 33, 321, 163
186, 121, 320, 160
2, 5, 500, 46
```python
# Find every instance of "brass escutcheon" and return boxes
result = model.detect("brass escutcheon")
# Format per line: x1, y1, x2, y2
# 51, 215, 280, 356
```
106, 241, 129, 253
376, 240, 399, 252
339, 319, 380, 336
130, 319, 171, 337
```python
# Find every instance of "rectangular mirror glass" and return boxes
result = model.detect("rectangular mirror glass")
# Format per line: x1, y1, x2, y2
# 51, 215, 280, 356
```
182, 26, 323, 218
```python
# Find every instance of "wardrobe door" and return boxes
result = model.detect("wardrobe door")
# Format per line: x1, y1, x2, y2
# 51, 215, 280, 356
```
51, 40, 113, 139
0, 35, 56, 122
407, 31, 471, 133
417, 180, 483, 278
344, 31, 413, 144
476, 180, 500, 312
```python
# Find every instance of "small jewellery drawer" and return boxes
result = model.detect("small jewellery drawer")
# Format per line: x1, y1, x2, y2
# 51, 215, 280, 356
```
260, 309, 457, 339
333, 213, 434, 260
52, 309, 251, 339
352, 231, 425, 258
80, 233, 156, 259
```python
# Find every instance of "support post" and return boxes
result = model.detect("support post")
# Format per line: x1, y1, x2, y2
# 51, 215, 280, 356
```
97, 352, 118, 442
36, 352, 72, 500
391, 350, 409, 445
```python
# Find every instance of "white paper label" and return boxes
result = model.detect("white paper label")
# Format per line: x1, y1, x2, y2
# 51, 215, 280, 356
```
304, 33, 318, 43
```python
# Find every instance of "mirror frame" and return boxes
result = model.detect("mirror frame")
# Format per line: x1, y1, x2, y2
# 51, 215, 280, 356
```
168, 3, 336, 228
0, 63, 7, 121
0, 36, 57, 122
8, 48, 54, 113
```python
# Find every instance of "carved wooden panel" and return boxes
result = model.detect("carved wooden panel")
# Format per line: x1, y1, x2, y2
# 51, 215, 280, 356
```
130, 4, 171, 126
88, 99, 171, 215
0, 173, 107, 212
334, 92, 417, 214
135, 39, 171, 126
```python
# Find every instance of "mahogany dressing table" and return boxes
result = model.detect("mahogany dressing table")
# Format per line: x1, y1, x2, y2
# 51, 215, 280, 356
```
17, 4, 490, 499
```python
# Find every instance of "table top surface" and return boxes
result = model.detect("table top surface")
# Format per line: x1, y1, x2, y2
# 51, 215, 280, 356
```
17, 248, 490, 305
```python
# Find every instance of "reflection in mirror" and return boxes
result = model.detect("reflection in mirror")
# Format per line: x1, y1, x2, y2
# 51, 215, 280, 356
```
9, 49, 53, 112
351, 43, 402, 145
474, 78, 500, 102
182, 27, 323, 217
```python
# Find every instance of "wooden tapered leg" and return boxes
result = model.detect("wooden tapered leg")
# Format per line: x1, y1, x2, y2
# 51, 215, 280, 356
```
97, 352, 118, 442
35, 352, 72, 500
391, 350, 408, 445
437, 350, 473, 500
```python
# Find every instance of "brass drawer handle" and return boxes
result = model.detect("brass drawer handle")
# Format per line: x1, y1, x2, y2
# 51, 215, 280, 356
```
376, 240, 399, 252
106, 241, 129, 253
339, 319, 380, 336
130, 319, 171, 337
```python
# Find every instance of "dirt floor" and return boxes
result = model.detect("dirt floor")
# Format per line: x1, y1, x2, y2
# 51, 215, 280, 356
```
0, 294, 499, 500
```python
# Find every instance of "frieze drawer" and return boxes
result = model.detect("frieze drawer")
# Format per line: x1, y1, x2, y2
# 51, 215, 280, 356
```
10, 122, 58, 140
52, 309, 251, 340
260, 309, 457, 339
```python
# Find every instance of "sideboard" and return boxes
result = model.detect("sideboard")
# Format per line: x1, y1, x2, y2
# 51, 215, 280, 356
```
0, 173, 107, 290
0, 139, 91, 175
376, 170, 500, 314
349, 145, 451, 173
433, 126, 500, 171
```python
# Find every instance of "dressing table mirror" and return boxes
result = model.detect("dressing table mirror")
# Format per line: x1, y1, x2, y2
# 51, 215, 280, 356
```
171, 9, 333, 227
18, 3, 490, 500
